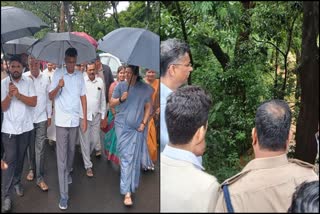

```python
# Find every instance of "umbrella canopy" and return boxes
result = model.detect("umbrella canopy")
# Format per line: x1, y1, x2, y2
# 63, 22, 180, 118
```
97, 27, 160, 72
27, 32, 97, 65
1, 6, 48, 43
71, 32, 97, 49
3, 36, 37, 55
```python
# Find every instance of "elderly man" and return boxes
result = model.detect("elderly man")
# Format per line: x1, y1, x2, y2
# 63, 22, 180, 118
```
161, 86, 219, 212
49, 48, 87, 210
24, 56, 52, 191
79, 61, 106, 177
1, 55, 37, 212
215, 99, 319, 212
95, 54, 114, 157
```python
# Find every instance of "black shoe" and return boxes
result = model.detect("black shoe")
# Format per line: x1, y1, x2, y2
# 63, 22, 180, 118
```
2, 197, 11, 213
14, 184, 24, 197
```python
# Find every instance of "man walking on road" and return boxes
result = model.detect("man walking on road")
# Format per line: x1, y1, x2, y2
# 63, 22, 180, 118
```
49, 48, 87, 210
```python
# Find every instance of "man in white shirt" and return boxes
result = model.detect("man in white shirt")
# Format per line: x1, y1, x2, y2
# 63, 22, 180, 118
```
95, 54, 113, 157
1, 55, 37, 212
24, 56, 52, 191
79, 61, 107, 177
161, 86, 219, 212
160, 39, 195, 153
42, 62, 56, 81
49, 48, 87, 210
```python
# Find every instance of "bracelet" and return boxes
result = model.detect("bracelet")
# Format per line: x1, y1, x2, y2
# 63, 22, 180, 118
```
119, 97, 123, 103
141, 121, 146, 125
17, 93, 21, 100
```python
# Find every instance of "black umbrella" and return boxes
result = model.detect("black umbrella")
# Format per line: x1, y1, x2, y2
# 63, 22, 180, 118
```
97, 27, 160, 72
27, 32, 97, 65
3, 36, 37, 55
1, 6, 48, 43
1, 6, 48, 81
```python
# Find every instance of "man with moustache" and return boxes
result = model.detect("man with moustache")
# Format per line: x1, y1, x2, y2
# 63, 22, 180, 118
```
24, 56, 52, 191
79, 61, 106, 177
1, 55, 37, 212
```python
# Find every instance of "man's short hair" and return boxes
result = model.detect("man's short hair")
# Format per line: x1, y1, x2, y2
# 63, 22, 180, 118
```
165, 85, 212, 144
160, 38, 190, 77
255, 99, 292, 151
288, 180, 319, 213
65, 48, 78, 57
86, 61, 96, 68
9, 55, 23, 65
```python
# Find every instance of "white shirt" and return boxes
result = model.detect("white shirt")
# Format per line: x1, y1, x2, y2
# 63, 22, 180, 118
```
1, 75, 36, 134
49, 67, 86, 127
24, 71, 52, 123
160, 82, 173, 152
80, 75, 106, 121
43, 68, 55, 82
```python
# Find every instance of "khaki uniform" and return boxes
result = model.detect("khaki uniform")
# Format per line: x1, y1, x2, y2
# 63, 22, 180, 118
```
215, 154, 319, 212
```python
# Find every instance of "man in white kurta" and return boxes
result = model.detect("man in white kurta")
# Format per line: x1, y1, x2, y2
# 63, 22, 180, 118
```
79, 62, 106, 177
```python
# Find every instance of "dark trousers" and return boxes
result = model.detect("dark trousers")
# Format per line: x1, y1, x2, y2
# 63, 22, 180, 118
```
1, 131, 32, 199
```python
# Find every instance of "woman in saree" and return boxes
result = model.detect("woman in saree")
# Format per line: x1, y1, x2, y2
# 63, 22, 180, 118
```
141, 69, 159, 171
104, 66, 126, 164
110, 65, 153, 206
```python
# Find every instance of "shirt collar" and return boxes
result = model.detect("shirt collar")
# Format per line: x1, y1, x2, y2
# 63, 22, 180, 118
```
243, 153, 288, 171
63, 67, 77, 76
162, 144, 205, 170
160, 82, 173, 103
84, 74, 97, 83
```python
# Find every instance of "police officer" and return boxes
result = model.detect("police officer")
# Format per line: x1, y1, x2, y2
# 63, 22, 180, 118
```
215, 99, 319, 212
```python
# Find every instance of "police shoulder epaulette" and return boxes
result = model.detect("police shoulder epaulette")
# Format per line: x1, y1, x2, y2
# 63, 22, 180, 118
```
289, 158, 315, 169
221, 169, 251, 186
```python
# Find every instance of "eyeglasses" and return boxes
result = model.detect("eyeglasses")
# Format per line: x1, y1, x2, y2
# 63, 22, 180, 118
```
171, 62, 193, 68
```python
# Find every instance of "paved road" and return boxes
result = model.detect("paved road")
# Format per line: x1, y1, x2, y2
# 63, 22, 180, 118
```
5, 141, 160, 212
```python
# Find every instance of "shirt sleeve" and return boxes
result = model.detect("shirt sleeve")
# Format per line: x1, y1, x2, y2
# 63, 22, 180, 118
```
45, 76, 52, 118
100, 80, 107, 119
1, 78, 8, 102
80, 73, 86, 96
28, 78, 36, 97
49, 69, 60, 92
112, 82, 121, 99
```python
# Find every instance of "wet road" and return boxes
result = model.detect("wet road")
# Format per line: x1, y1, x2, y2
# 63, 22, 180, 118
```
5, 141, 160, 212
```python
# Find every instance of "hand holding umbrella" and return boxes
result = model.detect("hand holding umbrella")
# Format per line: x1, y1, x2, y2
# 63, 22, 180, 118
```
119, 91, 128, 103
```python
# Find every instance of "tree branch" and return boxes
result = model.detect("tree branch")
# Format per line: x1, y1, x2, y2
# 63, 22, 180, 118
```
198, 35, 230, 70
252, 37, 286, 57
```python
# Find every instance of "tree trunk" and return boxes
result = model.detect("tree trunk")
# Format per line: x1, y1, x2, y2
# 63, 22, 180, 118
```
111, 1, 120, 28
274, 45, 279, 99
64, 1, 72, 32
174, 2, 193, 85
59, 1, 65, 32
294, 1, 319, 164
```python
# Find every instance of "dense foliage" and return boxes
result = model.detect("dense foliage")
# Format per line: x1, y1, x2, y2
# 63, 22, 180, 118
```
160, 1, 315, 182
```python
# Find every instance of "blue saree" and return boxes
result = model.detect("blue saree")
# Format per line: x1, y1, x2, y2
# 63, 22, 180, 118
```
113, 80, 153, 195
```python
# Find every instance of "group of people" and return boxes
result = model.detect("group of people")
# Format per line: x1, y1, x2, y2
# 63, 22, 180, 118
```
159, 38, 319, 213
1, 35, 318, 213
1, 47, 160, 212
